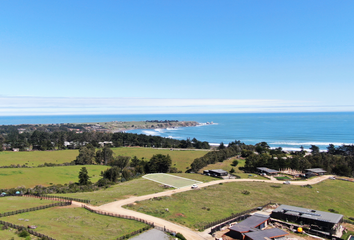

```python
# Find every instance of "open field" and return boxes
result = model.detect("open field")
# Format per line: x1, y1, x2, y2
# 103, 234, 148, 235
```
111, 147, 207, 171
4, 206, 148, 240
126, 180, 354, 230
0, 228, 22, 240
0, 147, 206, 171
143, 173, 202, 188
0, 165, 108, 188
0, 197, 56, 213
50, 178, 167, 206
0, 150, 79, 167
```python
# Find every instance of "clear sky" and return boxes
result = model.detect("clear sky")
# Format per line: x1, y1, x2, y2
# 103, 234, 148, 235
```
0, 0, 353, 115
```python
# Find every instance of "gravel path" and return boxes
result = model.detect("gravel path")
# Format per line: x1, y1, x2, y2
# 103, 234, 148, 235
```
76, 175, 332, 240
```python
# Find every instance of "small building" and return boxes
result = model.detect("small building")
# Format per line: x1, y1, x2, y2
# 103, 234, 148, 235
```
228, 214, 270, 239
244, 228, 289, 240
257, 167, 279, 175
271, 204, 343, 235
305, 168, 327, 177
203, 169, 228, 177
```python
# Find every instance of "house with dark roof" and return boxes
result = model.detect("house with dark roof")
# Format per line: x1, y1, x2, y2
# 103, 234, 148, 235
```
244, 228, 289, 240
271, 204, 343, 236
203, 169, 228, 177
305, 168, 327, 177
228, 214, 270, 239
257, 167, 279, 175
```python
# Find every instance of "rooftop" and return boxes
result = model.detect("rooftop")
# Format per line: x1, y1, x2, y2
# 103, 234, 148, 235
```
305, 168, 327, 173
257, 167, 279, 174
209, 169, 228, 173
230, 214, 269, 233
272, 204, 343, 224
244, 228, 289, 240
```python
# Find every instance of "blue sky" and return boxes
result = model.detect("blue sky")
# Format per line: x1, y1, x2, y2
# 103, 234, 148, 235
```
0, 0, 353, 115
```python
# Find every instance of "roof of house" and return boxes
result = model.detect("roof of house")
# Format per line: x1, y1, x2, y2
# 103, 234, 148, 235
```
244, 228, 289, 240
271, 204, 343, 224
256, 167, 279, 174
230, 214, 269, 233
209, 169, 228, 174
305, 168, 327, 173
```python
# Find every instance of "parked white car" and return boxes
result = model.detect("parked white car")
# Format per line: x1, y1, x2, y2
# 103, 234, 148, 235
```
191, 184, 198, 189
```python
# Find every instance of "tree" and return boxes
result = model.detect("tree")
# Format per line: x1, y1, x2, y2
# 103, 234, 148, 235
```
102, 166, 120, 182
108, 156, 130, 172
310, 145, 320, 155
95, 147, 113, 165
74, 145, 95, 165
218, 142, 225, 150
78, 167, 91, 185
146, 154, 172, 173
231, 159, 239, 167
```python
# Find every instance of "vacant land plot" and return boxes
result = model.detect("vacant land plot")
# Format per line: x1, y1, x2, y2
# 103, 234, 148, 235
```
50, 178, 166, 206
5, 206, 148, 240
0, 228, 21, 240
0, 197, 55, 213
112, 147, 207, 171
143, 173, 202, 188
126, 180, 354, 230
0, 150, 79, 167
0, 165, 108, 188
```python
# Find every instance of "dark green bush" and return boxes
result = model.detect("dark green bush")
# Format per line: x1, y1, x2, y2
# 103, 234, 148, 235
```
176, 232, 187, 240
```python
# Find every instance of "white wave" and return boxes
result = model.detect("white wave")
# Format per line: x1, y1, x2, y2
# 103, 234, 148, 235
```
154, 128, 165, 133
166, 127, 180, 131
270, 141, 353, 146
197, 122, 218, 127
141, 130, 160, 136
168, 135, 183, 139
274, 147, 327, 152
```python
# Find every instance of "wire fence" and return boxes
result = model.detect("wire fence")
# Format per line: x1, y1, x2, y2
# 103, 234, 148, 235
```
82, 205, 177, 238
0, 219, 55, 240
0, 201, 71, 217
28, 194, 90, 204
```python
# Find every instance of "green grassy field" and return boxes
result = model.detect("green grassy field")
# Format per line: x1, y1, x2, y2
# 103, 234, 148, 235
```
111, 147, 207, 171
4, 206, 148, 240
0, 147, 206, 171
126, 180, 354, 230
0, 197, 56, 213
0, 227, 22, 240
0, 165, 108, 188
0, 150, 79, 166
50, 178, 167, 206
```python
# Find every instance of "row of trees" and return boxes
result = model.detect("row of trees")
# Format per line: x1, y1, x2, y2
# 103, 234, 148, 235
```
243, 143, 354, 177
0, 129, 210, 151
189, 140, 256, 172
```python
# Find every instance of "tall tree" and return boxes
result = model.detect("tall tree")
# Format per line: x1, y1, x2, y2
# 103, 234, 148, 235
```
74, 145, 95, 165
78, 167, 91, 185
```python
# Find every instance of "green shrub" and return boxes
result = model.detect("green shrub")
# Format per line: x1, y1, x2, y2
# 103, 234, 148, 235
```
176, 232, 187, 240
242, 190, 250, 195
18, 229, 30, 237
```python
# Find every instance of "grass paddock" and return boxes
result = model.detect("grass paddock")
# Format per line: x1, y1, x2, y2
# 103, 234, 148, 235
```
0, 165, 108, 188
4, 206, 148, 240
0, 196, 56, 213
126, 180, 354, 230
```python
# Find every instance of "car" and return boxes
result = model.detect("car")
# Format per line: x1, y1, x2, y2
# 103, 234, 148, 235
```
283, 181, 291, 185
191, 184, 198, 189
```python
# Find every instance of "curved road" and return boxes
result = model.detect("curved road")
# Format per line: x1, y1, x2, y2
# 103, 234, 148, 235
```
74, 175, 333, 240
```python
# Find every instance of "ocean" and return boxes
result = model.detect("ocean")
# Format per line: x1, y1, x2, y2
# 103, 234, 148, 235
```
1, 112, 353, 151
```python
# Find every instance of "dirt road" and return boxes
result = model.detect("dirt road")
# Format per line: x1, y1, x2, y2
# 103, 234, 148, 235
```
78, 175, 333, 240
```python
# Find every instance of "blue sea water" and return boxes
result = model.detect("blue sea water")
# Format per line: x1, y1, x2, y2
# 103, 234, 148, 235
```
1, 112, 353, 151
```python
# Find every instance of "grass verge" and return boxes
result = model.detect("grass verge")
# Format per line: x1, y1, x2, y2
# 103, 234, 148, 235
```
0, 197, 56, 213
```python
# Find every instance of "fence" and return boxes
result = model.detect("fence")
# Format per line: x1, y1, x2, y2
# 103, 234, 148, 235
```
0, 219, 55, 240
33, 194, 90, 204
82, 205, 177, 238
205, 202, 273, 231
0, 201, 71, 217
